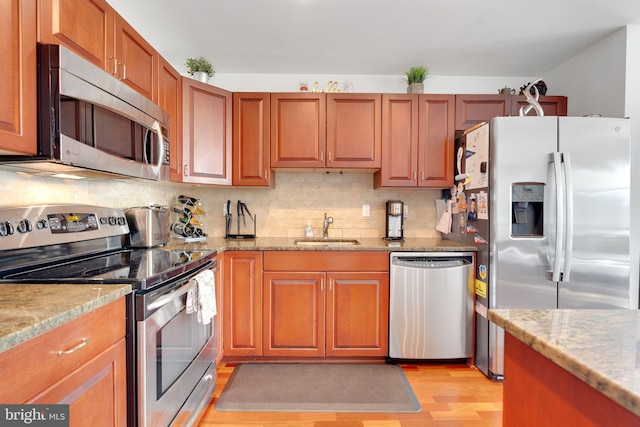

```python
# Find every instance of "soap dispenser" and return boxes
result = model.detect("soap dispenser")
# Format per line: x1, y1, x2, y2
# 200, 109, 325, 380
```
305, 220, 314, 239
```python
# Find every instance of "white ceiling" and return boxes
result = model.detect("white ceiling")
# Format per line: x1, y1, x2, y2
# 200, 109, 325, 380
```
106, 0, 640, 78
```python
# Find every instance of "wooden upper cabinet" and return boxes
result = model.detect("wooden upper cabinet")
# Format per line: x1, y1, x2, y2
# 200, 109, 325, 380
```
158, 58, 182, 181
114, 13, 158, 101
375, 94, 454, 188
233, 93, 271, 186
326, 94, 381, 168
376, 94, 419, 187
181, 79, 232, 185
0, 0, 37, 155
270, 93, 326, 168
38, 0, 114, 71
455, 94, 510, 131
455, 94, 568, 130
418, 95, 455, 187
270, 93, 381, 169
39, 0, 159, 101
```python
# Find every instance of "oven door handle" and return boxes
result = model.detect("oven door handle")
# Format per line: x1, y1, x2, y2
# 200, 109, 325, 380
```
147, 278, 197, 311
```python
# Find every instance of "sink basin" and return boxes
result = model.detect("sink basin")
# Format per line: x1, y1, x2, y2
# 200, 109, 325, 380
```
294, 239, 360, 247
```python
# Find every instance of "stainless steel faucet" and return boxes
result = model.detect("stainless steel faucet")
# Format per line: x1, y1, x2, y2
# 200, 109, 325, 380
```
322, 212, 333, 240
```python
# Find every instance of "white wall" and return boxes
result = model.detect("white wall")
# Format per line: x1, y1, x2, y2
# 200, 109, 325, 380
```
544, 28, 627, 117
206, 73, 542, 95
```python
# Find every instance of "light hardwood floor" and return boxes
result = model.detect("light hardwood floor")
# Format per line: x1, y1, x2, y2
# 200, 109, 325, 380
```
198, 362, 503, 427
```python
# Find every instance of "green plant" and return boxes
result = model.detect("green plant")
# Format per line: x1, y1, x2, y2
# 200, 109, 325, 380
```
185, 56, 215, 77
403, 65, 429, 84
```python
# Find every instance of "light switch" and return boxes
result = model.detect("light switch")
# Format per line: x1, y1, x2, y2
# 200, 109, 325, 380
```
362, 204, 370, 218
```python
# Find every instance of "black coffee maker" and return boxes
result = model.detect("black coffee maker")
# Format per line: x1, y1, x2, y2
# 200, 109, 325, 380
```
384, 200, 404, 241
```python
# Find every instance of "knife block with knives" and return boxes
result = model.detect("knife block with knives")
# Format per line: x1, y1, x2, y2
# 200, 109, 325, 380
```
225, 200, 256, 239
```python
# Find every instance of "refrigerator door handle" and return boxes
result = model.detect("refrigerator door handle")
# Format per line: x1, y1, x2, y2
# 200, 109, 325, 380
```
551, 152, 564, 282
561, 153, 574, 282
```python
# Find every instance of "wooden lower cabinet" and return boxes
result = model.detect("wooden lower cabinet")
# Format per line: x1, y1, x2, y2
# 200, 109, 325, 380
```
223, 251, 263, 356
262, 251, 389, 358
0, 298, 127, 426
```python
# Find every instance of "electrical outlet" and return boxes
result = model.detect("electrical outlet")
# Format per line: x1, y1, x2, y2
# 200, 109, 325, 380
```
362, 204, 370, 218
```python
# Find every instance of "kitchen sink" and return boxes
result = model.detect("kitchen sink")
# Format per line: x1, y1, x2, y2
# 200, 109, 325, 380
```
294, 239, 360, 246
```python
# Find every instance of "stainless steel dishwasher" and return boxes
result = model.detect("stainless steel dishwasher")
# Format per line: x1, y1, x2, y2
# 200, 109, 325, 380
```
389, 252, 474, 359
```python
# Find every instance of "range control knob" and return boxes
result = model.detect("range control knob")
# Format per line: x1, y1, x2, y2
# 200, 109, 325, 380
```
0, 221, 15, 237
36, 219, 48, 230
108, 217, 117, 226
17, 219, 33, 233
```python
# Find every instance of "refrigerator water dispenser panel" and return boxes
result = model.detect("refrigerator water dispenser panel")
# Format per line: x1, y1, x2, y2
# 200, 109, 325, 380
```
511, 183, 544, 237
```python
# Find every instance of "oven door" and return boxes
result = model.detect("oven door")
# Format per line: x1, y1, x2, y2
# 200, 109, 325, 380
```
137, 264, 217, 427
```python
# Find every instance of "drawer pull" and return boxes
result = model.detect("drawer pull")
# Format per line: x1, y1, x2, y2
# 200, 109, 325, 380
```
57, 338, 89, 355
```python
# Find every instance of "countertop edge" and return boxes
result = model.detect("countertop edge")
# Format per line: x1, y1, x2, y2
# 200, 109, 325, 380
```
0, 285, 132, 353
489, 309, 640, 418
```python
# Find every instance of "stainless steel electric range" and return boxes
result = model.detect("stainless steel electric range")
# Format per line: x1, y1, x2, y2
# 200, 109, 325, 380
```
0, 204, 218, 427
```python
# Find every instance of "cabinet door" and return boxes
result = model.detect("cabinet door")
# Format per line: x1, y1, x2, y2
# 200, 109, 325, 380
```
511, 95, 568, 117
270, 93, 325, 168
0, 0, 37, 155
158, 58, 182, 182
418, 95, 455, 187
455, 94, 510, 131
375, 94, 419, 187
233, 93, 271, 186
29, 339, 127, 427
181, 79, 232, 184
38, 0, 115, 71
263, 272, 325, 357
326, 272, 389, 357
326, 94, 381, 168
114, 13, 158, 101
223, 251, 263, 356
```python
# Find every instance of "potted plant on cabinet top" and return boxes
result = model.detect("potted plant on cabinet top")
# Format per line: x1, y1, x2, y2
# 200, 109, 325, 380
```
403, 65, 429, 94
186, 56, 215, 83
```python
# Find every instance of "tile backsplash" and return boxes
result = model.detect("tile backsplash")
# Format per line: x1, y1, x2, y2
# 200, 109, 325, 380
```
0, 170, 442, 239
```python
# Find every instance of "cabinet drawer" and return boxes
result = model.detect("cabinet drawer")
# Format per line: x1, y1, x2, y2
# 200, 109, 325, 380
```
0, 298, 126, 403
263, 251, 389, 272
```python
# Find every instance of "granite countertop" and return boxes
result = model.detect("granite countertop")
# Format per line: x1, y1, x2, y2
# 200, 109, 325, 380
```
166, 236, 476, 253
489, 308, 640, 417
0, 284, 131, 353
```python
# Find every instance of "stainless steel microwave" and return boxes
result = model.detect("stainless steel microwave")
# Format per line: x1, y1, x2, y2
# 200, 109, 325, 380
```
0, 44, 170, 180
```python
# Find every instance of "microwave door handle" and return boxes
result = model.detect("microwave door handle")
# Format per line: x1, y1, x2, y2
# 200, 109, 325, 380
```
551, 152, 564, 282
151, 121, 165, 172
143, 128, 151, 164
147, 278, 196, 311
561, 153, 574, 282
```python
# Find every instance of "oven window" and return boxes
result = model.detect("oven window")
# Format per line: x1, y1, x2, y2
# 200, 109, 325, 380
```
156, 310, 213, 397
59, 96, 159, 164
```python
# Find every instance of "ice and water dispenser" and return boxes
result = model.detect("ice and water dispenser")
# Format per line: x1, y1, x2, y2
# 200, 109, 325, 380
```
511, 183, 544, 237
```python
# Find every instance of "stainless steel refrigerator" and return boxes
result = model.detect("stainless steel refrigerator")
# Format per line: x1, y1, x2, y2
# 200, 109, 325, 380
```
450, 116, 637, 379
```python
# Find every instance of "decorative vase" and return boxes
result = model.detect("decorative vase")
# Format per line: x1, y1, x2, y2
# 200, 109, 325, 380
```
407, 83, 424, 94
193, 71, 209, 84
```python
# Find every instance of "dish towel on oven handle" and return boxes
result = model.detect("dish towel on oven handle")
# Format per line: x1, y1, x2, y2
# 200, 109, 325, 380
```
187, 269, 217, 324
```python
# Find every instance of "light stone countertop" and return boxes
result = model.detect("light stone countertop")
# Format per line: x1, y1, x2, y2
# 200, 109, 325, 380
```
489, 308, 640, 417
166, 236, 476, 253
0, 284, 131, 353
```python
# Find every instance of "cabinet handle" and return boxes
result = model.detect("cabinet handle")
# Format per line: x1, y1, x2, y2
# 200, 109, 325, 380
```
320, 278, 324, 292
328, 152, 332, 162
413, 171, 417, 180
57, 338, 89, 355
421, 171, 425, 181
109, 57, 117, 76
121, 63, 127, 81
329, 278, 333, 292
184, 165, 189, 176
264, 169, 268, 181
320, 152, 324, 162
